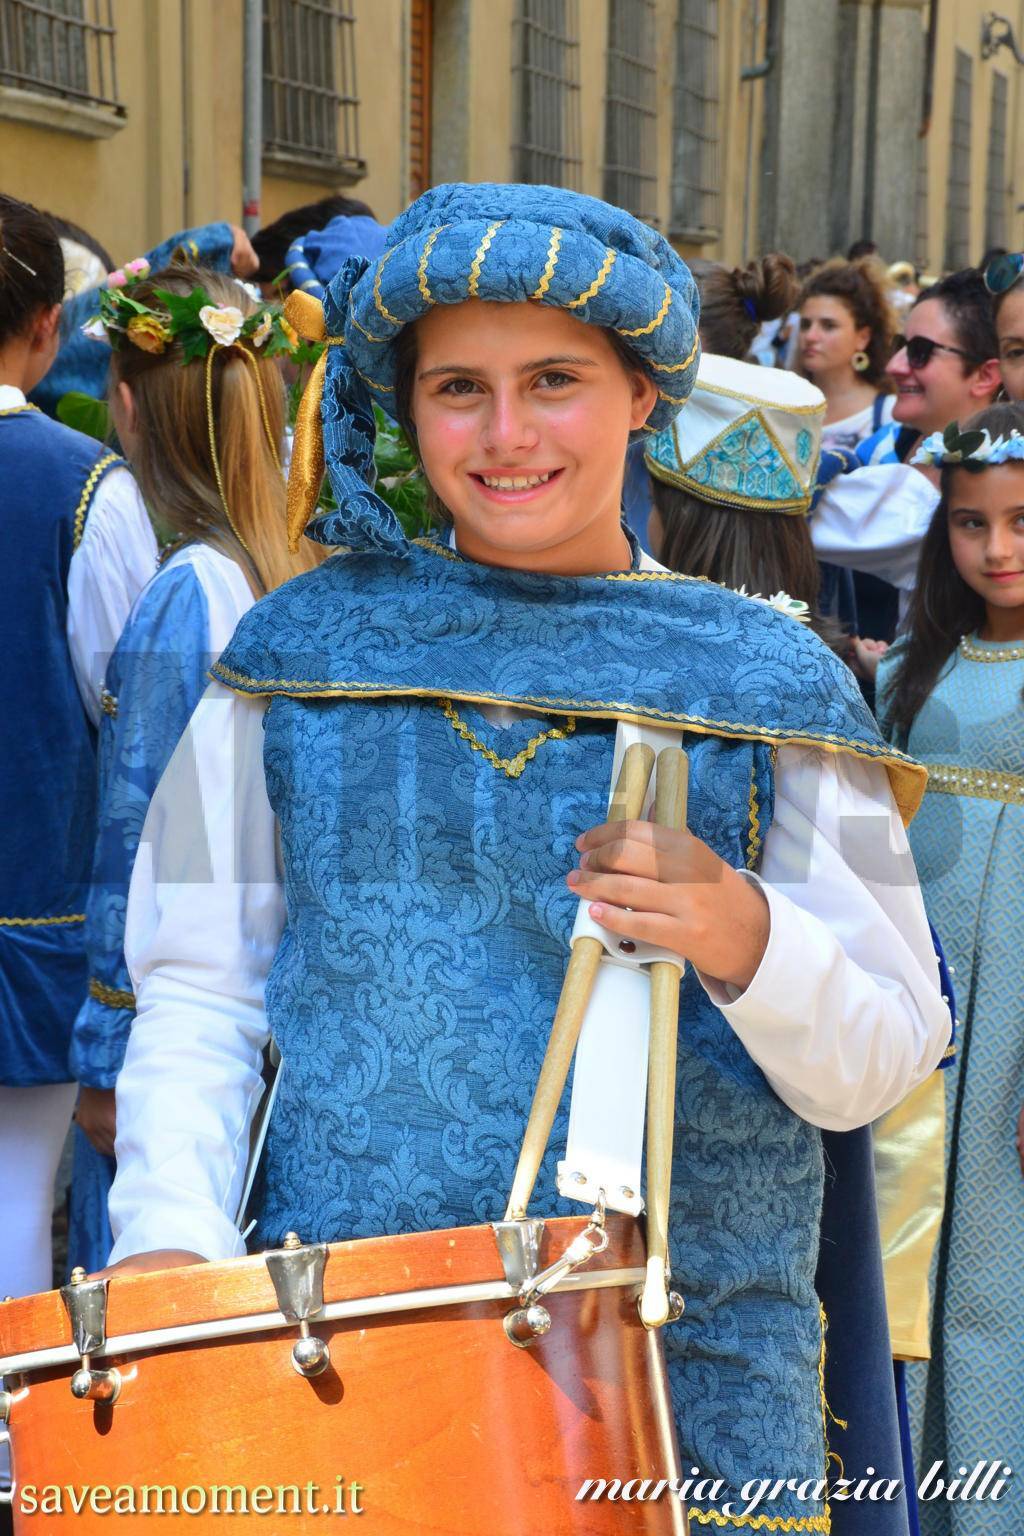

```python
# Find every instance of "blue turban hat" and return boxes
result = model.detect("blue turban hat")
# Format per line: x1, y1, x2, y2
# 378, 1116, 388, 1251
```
284, 182, 701, 556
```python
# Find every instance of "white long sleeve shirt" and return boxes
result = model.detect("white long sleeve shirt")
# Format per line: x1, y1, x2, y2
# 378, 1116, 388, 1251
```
810, 461, 939, 598
68, 466, 159, 724
109, 679, 949, 1264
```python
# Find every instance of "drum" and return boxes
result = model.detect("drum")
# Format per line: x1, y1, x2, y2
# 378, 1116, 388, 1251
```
0, 1213, 686, 1534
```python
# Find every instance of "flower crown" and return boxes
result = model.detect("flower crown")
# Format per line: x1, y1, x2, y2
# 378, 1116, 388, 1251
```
912, 422, 1024, 469
81, 259, 299, 359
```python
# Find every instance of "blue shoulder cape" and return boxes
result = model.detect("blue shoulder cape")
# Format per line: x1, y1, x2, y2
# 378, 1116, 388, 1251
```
213, 539, 924, 823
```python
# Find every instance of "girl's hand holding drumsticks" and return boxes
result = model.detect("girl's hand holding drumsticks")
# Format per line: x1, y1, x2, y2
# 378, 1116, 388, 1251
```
567, 821, 770, 992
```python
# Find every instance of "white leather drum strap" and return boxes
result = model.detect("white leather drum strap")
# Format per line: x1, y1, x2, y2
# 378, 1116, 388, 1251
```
557, 721, 686, 1216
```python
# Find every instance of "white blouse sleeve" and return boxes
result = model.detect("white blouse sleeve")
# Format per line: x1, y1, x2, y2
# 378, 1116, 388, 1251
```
67, 467, 159, 725
699, 744, 949, 1131
108, 681, 284, 1264
810, 462, 939, 591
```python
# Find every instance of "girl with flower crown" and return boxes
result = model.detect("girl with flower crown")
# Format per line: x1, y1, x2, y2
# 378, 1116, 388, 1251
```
873, 401, 1024, 1536
66, 263, 321, 1273
91, 186, 952, 1532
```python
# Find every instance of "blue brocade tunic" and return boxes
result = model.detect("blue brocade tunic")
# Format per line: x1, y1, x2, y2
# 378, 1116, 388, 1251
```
173, 540, 937, 1531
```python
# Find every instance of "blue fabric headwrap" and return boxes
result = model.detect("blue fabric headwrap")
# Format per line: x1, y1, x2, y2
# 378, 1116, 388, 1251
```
285, 215, 389, 299
293, 182, 702, 555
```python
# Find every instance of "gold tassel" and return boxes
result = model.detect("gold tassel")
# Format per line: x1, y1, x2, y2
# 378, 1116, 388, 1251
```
283, 290, 340, 552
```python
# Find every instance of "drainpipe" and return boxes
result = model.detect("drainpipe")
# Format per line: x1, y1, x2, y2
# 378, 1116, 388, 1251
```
242, 0, 263, 235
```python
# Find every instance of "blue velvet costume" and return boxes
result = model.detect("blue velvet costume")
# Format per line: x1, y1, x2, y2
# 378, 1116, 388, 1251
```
0, 405, 122, 1086
212, 186, 925, 1532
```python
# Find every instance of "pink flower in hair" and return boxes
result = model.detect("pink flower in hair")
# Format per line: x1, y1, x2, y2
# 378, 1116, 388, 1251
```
106, 269, 128, 288
124, 257, 151, 279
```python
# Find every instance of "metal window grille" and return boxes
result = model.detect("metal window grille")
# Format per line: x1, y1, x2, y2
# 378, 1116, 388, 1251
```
0, 0, 122, 113
944, 49, 972, 271
263, 0, 364, 178
603, 0, 658, 224
512, 0, 582, 190
671, 0, 720, 241
985, 71, 1008, 252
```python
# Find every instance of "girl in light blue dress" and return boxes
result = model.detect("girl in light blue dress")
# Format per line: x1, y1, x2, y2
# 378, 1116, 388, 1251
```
67, 263, 320, 1272
877, 401, 1024, 1536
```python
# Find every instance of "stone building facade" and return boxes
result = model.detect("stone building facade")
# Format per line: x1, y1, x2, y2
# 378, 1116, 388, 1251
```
1, 1, 1022, 278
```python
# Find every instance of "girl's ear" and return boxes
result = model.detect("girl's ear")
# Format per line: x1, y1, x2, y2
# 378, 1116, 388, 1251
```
112, 379, 138, 443
629, 369, 659, 432
30, 303, 61, 356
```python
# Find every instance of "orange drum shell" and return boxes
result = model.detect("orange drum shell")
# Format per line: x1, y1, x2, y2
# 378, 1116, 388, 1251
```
1, 1215, 686, 1535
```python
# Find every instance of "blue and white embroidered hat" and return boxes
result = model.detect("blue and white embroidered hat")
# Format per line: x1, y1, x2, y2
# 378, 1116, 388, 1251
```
645, 354, 826, 515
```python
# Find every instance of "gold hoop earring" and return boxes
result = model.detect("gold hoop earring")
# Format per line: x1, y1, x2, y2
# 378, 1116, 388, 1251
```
851, 350, 870, 373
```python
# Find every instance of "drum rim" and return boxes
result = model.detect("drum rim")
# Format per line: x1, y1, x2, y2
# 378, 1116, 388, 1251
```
0, 1264, 646, 1377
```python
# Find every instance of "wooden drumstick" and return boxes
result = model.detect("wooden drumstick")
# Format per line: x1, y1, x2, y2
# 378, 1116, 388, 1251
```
504, 740, 656, 1221
640, 747, 688, 1329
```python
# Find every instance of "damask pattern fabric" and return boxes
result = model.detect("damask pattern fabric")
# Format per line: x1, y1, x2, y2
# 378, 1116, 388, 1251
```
212, 552, 921, 1530
213, 540, 924, 822
878, 642, 1024, 1536
252, 694, 830, 1527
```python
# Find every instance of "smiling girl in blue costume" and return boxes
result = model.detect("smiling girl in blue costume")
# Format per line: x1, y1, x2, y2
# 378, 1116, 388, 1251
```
105, 185, 949, 1533
875, 403, 1024, 1536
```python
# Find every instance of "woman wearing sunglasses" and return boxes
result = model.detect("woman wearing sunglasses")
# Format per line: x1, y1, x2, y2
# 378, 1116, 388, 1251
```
850, 270, 1002, 645
986, 251, 1024, 403
858, 269, 1002, 468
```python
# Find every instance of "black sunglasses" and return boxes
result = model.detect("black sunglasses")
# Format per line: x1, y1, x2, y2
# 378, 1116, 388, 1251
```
890, 333, 975, 369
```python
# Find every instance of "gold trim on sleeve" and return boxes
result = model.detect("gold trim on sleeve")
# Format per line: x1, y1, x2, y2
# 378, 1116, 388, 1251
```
88, 977, 136, 1010
73, 452, 121, 550
0, 913, 85, 927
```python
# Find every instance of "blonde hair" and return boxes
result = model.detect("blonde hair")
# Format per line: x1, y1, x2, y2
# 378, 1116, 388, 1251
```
109, 264, 321, 595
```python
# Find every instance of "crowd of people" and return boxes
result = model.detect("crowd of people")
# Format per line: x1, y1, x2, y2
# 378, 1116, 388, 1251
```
0, 180, 1021, 1536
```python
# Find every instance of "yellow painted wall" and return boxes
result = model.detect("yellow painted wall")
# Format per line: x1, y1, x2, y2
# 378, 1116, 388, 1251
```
920, 0, 1024, 274
10, 0, 1019, 284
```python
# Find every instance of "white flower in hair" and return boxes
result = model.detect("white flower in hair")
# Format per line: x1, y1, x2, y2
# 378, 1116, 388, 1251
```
80, 316, 108, 343
986, 432, 1024, 464
732, 584, 811, 624
199, 304, 245, 346
234, 278, 262, 302
252, 310, 273, 347
912, 432, 953, 466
